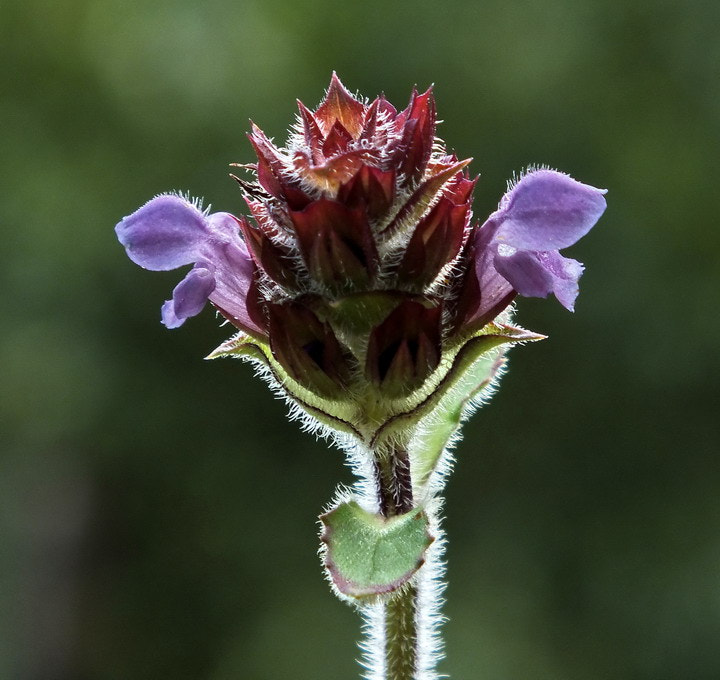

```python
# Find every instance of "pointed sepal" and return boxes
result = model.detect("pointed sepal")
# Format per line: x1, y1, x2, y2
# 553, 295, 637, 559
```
365, 299, 442, 397
292, 149, 375, 195
322, 120, 354, 156
290, 199, 377, 292
394, 88, 437, 188
296, 100, 325, 164
380, 158, 472, 238
235, 215, 303, 291
397, 197, 468, 289
267, 302, 354, 398
338, 164, 396, 223
248, 124, 312, 210
315, 73, 366, 138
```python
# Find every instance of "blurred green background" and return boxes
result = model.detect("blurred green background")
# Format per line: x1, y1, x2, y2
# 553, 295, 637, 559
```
2, 0, 719, 678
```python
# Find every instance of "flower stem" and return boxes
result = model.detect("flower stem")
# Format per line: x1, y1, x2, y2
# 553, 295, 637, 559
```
374, 446, 419, 679
375, 445, 414, 517
385, 585, 418, 680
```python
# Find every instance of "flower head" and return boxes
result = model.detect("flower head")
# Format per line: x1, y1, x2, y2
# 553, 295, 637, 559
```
116, 74, 606, 406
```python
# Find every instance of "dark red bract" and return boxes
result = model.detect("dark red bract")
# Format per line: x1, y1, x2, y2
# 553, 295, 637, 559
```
232, 74, 480, 394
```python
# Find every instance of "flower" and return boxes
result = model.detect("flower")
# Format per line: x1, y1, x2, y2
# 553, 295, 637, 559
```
116, 74, 606, 400
455, 169, 607, 330
115, 194, 261, 333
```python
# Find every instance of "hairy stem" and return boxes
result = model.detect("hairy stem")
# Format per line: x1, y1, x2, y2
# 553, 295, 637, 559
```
374, 446, 418, 679
385, 585, 418, 680
375, 446, 414, 517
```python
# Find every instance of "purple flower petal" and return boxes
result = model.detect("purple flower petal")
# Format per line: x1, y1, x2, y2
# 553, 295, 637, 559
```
206, 212, 244, 240
207, 240, 259, 332
116, 195, 263, 334
495, 249, 584, 311
203, 212, 261, 330
161, 264, 217, 328
115, 195, 209, 271
494, 170, 606, 252
469, 219, 515, 324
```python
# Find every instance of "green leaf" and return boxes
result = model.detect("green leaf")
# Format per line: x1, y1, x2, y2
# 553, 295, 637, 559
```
320, 501, 433, 599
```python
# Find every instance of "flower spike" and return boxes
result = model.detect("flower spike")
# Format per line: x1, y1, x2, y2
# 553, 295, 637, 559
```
116, 78, 605, 386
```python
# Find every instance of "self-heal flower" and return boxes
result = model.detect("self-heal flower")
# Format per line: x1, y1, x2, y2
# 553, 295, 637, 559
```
115, 75, 607, 680
485, 169, 605, 310
455, 169, 607, 330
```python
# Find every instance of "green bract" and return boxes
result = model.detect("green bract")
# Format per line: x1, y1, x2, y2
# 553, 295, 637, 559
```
320, 501, 433, 599
207, 312, 542, 464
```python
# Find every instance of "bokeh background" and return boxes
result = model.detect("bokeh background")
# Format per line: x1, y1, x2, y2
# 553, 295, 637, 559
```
2, 0, 719, 678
